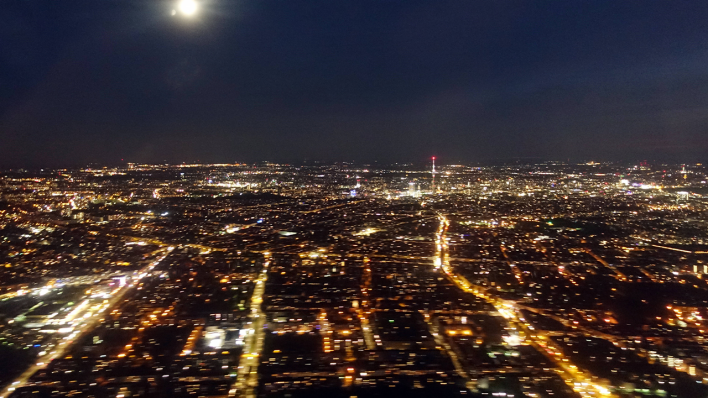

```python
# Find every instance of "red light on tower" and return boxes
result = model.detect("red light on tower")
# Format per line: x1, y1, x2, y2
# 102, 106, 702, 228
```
431, 156, 436, 192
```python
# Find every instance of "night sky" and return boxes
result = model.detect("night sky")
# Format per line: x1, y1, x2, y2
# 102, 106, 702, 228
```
2, 1, 708, 167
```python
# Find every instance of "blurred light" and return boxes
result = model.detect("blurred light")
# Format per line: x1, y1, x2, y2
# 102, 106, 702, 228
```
178, 0, 198, 16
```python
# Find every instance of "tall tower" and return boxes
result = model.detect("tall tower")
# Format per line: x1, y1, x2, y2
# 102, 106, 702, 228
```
431, 156, 436, 193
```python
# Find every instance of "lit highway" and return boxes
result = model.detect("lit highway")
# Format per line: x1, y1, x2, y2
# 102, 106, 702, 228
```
358, 259, 376, 350
433, 215, 617, 398
0, 248, 173, 398
230, 252, 270, 398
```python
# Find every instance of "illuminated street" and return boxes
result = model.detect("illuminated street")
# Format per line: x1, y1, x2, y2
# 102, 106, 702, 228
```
230, 253, 270, 398
0, 249, 172, 398
433, 215, 618, 398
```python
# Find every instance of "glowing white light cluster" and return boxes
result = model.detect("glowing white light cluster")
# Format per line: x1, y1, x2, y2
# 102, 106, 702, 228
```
178, 0, 198, 16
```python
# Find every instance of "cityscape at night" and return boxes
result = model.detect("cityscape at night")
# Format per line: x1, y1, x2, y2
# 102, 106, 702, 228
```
0, 160, 707, 398
3, 0, 708, 397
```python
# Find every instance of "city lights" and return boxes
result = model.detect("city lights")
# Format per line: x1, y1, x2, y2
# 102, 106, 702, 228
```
0, 161, 707, 398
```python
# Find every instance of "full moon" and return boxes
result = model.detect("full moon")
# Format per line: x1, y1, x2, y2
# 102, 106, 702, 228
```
178, 0, 198, 16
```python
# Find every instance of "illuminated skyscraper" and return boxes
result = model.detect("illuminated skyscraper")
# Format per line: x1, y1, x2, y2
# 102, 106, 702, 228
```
431, 156, 436, 193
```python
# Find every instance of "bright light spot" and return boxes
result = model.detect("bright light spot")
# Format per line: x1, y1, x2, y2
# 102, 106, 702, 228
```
354, 228, 379, 236
503, 334, 522, 346
178, 0, 198, 16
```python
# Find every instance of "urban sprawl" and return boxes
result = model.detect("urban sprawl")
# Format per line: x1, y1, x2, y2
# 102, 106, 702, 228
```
0, 161, 707, 398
